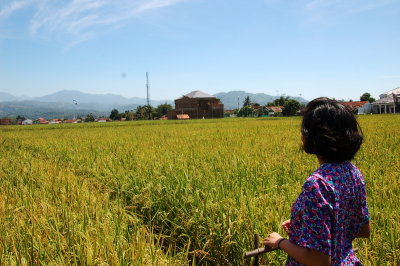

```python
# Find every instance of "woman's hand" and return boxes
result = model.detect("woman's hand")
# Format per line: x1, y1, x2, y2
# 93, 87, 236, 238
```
262, 232, 284, 249
282, 219, 291, 234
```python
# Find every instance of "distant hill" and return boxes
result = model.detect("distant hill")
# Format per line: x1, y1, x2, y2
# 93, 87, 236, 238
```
0, 90, 172, 119
0, 90, 308, 118
0, 101, 109, 120
34, 90, 172, 106
0, 92, 31, 102
214, 91, 308, 109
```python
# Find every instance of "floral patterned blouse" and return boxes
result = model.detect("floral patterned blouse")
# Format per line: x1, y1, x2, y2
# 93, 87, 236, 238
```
287, 162, 370, 265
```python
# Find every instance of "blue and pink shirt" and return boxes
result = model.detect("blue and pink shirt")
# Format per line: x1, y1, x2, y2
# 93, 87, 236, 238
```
287, 162, 370, 265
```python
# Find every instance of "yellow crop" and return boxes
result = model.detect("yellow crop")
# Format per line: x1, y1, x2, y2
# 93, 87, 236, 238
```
0, 115, 398, 265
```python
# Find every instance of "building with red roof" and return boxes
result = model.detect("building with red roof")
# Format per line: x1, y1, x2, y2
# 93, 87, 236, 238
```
341, 101, 372, 114
36, 117, 49, 124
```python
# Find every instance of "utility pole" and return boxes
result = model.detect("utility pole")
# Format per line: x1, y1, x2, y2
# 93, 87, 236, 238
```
73, 100, 78, 120
146, 72, 151, 120
146, 72, 150, 106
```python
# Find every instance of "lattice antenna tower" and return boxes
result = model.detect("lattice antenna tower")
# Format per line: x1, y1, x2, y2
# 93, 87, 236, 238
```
146, 72, 150, 106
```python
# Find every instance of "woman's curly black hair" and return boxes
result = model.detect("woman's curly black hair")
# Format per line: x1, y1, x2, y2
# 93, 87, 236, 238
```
301, 97, 363, 163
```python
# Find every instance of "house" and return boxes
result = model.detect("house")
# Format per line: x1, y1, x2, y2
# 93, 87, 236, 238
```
168, 90, 224, 119
266, 106, 283, 116
64, 119, 77, 123
341, 101, 372, 114
49, 118, 62, 124
22, 119, 33, 125
177, 114, 190, 120
159, 115, 168, 120
35, 117, 49, 124
372, 88, 400, 114
224, 109, 237, 118
96, 118, 109, 122
0, 118, 12, 125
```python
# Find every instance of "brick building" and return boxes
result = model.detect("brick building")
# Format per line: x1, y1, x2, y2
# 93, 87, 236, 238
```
0, 118, 12, 125
168, 90, 224, 119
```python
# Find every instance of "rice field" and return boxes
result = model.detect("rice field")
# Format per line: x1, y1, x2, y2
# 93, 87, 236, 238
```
0, 115, 399, 265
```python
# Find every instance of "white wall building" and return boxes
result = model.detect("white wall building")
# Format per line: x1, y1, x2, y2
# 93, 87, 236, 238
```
22, 119, 33, 125
372, 88, 400, 114
341, 101, 372, 114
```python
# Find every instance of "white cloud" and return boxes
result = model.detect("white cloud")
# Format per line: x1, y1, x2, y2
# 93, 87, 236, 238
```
304, 0, 396, 13
136, 0, 187, 13
0, 0, 190, 47
0, 0, 34, 19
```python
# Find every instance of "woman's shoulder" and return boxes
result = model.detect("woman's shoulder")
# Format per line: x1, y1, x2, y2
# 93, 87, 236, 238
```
302, 173, 334, 195
308, 162, 365, 190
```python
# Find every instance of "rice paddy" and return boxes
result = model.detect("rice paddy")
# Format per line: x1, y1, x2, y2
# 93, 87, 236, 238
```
0, 115, 399, 265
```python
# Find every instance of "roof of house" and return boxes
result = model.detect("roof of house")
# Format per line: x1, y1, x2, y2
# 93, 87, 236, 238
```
184, 90, 215, 98
224, 109, 236, 113
267, 106, 283, 112
341, 101, 369, 109
177, 114, 190, 119
373, 96, 395, 104
36, 117, 49, 124
379, 87, 400, 99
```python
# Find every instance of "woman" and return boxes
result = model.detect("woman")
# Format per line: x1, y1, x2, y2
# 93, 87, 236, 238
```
263, 98, 370, 265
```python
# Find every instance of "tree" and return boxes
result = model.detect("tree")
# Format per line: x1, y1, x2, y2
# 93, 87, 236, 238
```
84, 113, 95, 122
267, 96, 290, 107
135, 105, 156, 120
243, 96, 252, 107
155, 103, 173, 118
274, 96, 290, 106
253, 106, 269, 117
282, 99, 301, 116
237, 106, 254, 117
360, 93, 375, 103
109, 109, 120, 120
123, 110, 135, 121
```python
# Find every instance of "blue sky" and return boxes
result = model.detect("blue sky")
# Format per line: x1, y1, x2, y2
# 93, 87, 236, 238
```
0, 0, 399, 101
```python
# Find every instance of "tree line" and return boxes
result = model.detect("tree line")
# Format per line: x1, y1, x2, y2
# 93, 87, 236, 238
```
235, 92, 376, 117
89, 103, 173, 122
235, 96, 304, 117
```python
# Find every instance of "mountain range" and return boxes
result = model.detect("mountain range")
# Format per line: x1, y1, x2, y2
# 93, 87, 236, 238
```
0, 90, 172, 107
0, 90, 308, 119
215, 91, 307, 109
